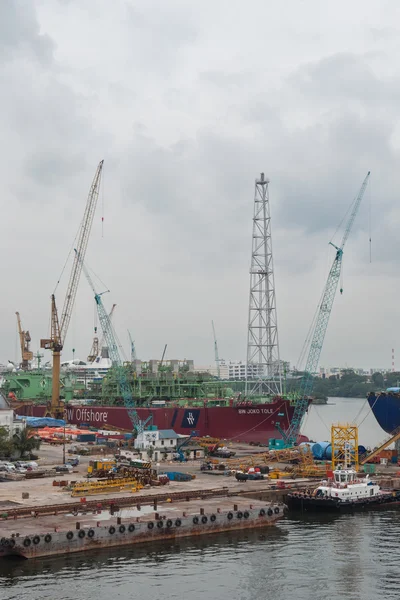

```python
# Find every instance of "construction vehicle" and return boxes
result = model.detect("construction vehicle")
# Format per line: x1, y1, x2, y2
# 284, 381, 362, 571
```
40, 161, 104, 418
77, 250, 151, 436
174, 430, 199, 462
277, 172, 371, 447
15, 312, 33, 370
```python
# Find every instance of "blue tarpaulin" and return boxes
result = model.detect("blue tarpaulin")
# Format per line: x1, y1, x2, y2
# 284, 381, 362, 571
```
16, 416, 65, 428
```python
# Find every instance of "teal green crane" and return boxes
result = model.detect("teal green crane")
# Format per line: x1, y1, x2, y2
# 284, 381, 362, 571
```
277, 171, 370, 447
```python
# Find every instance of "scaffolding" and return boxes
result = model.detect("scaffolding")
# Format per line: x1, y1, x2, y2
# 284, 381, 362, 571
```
331, 423, 359, 470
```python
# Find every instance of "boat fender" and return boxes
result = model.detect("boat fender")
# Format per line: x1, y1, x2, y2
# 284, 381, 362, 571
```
23, 538, 31, 547
157, 521, 164, 529
227, 512, 233, 520
201, 516, 208, 524
2, 539, 9, 547
119, 525, 126, 534
259, 509, 266, 517
33, 536, 40, 545
148, 522, 154, 530
66, 531, 74, 540
175, 519, 182, 527
267, 509, 273, 517
8, 539, 15, 548
237, 511, 243, 519
78, 530, 86, 539
166, 520, 173, 528
88, 529, 95, 538
0, 538, 6, 546
274, 507, 280, 515
109, 527, 116, 535
44, 534, 52, 543
193, 516, 199, 524
210, 514, 216, 522
128, 524, 135, 532
243, 511, 250, 519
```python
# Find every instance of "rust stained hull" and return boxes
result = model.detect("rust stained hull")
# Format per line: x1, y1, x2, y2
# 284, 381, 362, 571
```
0, 503, 285, 560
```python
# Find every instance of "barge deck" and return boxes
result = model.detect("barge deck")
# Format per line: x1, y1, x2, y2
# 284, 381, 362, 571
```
0, 496, 285, 559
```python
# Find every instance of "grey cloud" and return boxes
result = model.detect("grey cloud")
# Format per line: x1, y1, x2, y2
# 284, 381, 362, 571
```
0, 0, 54, 64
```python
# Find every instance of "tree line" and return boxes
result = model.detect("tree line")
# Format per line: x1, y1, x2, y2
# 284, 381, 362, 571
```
287, 370, 399, 399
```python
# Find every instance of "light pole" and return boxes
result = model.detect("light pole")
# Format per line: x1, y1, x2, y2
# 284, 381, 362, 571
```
63, 419, 66, 465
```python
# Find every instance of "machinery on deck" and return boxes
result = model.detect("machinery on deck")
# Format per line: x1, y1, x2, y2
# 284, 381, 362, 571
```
40, 161, 104, 418
277, 172, 371, 447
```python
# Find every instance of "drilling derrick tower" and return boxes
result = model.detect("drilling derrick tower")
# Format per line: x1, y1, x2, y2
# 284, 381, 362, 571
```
246, 173, 282, 397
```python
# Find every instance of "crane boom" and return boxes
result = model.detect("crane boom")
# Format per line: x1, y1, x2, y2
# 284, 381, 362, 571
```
88, 303, 116, 363
15, 312, 33, 369
278, 171, 370, 447
60, 160, 104, 343
77, 250, 151, 435
128, 330, 137, 362
212, 320, 221, 379
40, 160, 104, 418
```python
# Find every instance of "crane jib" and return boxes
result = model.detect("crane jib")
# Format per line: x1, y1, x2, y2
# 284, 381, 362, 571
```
281, 171, 370, 447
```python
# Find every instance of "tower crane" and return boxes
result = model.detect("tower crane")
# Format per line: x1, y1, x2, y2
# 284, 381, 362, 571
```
40, 160, 104, 418
76, 250, 151, 435
212, 320, 222, 379
277, 171, 370, 447
128, 330, 137, 362
87, 304, 117, 363
15, 312, 33, 369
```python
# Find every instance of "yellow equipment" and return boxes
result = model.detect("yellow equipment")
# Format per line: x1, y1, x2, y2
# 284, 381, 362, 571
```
16, 312, 33, 369
359, 425, 400, 465
71, 478, 143, 497
331, 423, 359, 470
87, 459, 116, 475
40, 161, 104, 419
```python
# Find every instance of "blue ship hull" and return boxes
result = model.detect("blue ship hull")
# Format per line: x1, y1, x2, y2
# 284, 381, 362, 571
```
367, 392, 400, 434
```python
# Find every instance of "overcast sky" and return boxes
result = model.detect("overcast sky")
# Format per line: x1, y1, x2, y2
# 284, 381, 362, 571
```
1, 0, 400, 371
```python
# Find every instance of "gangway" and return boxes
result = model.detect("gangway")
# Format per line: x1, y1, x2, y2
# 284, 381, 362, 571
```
359, 426, 400, 465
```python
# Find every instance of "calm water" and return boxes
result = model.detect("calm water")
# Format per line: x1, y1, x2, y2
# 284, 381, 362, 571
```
1, 512, 399, 600
302, 396, 385, 448
0, 396, 395, 600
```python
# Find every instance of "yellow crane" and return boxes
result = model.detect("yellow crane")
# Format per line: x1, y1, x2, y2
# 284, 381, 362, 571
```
40, 160, 104, 418
15, 312, 33, 369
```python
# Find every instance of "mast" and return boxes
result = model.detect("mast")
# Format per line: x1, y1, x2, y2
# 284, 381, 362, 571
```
245, 173, 282, 397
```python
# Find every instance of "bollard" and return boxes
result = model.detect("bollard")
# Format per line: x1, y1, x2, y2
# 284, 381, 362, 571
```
234, 504, 238, 511
155, 512, 160, 520
76, 522, 80, 530
97, 521, 100, 527
154, 501, 158, 511
200, 508, 204, 515
183, 512, 187, 517
137, 504, 141, 511
250, 505, 253, 509
117, 517, 121, 525
217, 508, 221, 514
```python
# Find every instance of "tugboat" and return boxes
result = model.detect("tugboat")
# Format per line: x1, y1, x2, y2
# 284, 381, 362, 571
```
287, 466, 400, 513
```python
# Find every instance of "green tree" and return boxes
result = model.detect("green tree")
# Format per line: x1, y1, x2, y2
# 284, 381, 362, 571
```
146, 445, 154, 460
13, 427, 41, 458
0, 427, 14, 458
372, 372, 385, 389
